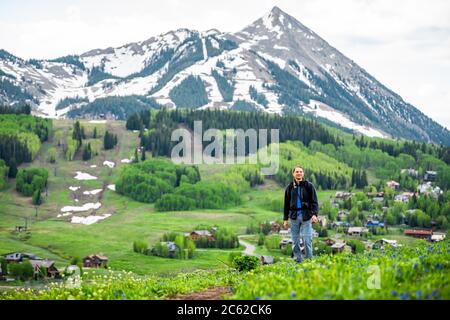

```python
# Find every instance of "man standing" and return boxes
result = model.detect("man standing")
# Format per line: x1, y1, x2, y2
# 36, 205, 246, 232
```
283, 165, 319, 262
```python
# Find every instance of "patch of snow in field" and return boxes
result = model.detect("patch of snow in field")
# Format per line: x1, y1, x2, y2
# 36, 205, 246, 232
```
57, 212, 72, 218
74, 171, 97, 180
69, 186, 80, 191
61, 202, 102, 213
90, 165, 97, 168
88, 120, 106, 124
121, 159, 132, 163
70, 214, 111, 225
83, 189, 103, 196
103, 161, 115, 168
107, 184, 116, 191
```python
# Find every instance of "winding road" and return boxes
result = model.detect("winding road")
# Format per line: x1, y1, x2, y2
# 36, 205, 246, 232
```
238, 236, 257, 256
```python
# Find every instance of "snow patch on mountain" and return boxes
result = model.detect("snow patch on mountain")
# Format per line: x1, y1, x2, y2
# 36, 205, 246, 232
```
257, 52, 286, 69
274, 45, 290, 51
306, 100, 387, 138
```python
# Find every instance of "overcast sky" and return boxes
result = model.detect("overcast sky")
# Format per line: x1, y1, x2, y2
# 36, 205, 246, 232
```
1, 0, 449, 129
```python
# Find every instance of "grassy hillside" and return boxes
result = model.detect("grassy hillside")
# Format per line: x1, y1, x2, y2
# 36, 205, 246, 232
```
0, 119, 283, 275
1, 240, 448, 300
0, 114, 449, 300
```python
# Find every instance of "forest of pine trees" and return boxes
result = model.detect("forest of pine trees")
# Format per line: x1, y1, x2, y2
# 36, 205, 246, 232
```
168, 75, 209, 109
0, 114, 51, 167
132, 108, 342, 158
0, 105, 31, 115
67, 96, 161, 120
351, 169, 369, 189
355, 134, 450, 165
211, 69, 234, 102
249, 85, 269, 107
16, 167, 48, 197
0, 160, 8, 190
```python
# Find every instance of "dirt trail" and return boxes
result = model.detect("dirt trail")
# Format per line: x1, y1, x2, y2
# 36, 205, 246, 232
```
167, 286, 232, 300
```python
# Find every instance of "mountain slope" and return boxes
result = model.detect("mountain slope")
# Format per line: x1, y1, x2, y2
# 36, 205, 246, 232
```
0, 7, 449, 145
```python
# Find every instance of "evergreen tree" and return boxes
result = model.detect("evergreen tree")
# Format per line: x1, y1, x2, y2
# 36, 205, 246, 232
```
8, 160, 17, 178
361, 170, 368, 188
72, 121, 83, 146
32, 188, 41, 205
126, 112, 142, 130
82, 143, 92, 161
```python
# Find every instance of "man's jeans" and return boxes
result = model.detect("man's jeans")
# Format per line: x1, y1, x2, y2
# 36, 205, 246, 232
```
290, 215, 313, 262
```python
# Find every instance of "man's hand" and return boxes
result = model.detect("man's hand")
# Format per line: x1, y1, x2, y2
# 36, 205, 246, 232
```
283, 220, 289, 230
311, 215, 318, 224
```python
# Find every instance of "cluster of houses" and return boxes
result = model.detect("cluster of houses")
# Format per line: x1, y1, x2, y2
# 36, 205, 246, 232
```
335, 170, 441, 203
330, 219, 384, 232
266, 168, 446, 259
0, 252, 108, 281
329, 168, 445, 230
331, 223, 445, 243
1, 252, 61, 280
184, 229, 216, 242
151, 229, 218, 256
324, 237, 403, 254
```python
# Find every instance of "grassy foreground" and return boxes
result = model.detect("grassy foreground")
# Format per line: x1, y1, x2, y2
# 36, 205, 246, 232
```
1, 240, 448, 300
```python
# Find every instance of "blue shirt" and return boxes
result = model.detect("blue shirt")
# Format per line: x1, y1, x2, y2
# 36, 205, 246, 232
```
297, 184, 302, 219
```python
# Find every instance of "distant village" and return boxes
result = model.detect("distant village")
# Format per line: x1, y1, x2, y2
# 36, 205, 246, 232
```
266, 169, 446, 259
0, 252, 108, 282
1, 169, 447, 280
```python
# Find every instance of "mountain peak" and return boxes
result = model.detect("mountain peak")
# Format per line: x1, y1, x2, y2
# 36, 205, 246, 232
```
262, 6, 289, 29
252, 6, 311, 37
1, 7, 449, 145
270, 6, 283, 14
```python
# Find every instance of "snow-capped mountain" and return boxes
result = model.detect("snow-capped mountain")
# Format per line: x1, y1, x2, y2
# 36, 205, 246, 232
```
1, 6, 449, 145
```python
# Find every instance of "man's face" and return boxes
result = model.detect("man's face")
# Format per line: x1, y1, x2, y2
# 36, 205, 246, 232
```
293, 167, 304, 181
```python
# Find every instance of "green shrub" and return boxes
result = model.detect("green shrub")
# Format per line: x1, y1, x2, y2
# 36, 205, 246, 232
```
319, 228, 328, 237
228, 252, 242, 265
0, 257, 7, 275
313, 240, 332, 255
133, 241, 149, 254
246, 222, 259, 235
9, 261, 34, 281
32, 188, 42, 205
347, 239, 365, 254
281, 243, 293, 256
232, 255, 259, 272
16, 167, 48, 197
264, 235, 282, 250
258, 233, 265, 246
47, 147, 57, 163
215, 228, 239, 249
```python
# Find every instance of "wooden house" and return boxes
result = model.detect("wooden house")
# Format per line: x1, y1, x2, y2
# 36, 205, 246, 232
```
188, 230, 215, 241
83, 254, 108, 268
404, 229, 432, 239
29, 260, 61, 279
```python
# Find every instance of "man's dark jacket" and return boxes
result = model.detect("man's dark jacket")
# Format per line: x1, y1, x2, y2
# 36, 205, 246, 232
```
284, 180, 319, 221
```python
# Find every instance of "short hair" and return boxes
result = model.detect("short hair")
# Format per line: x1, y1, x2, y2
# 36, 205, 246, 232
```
292, 165, 303, 173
